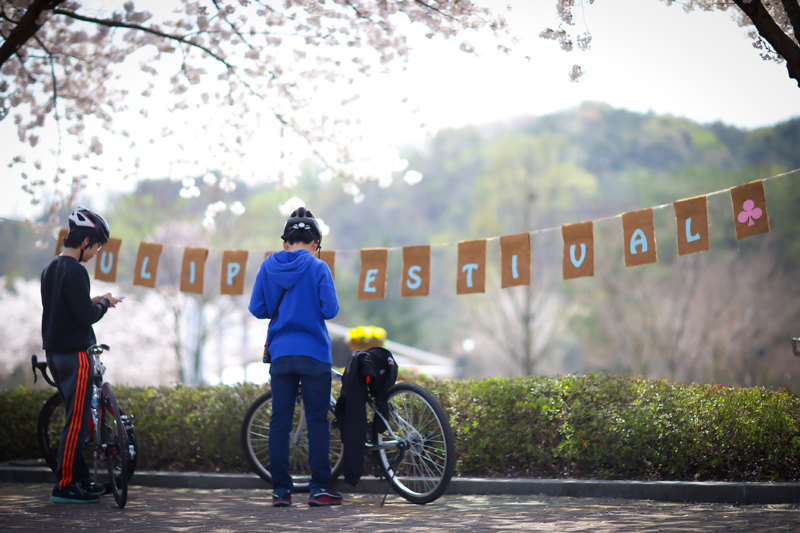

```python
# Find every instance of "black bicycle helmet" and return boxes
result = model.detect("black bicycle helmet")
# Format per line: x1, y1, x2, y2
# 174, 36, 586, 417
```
281, 207, 322, 248
68, 206, 110, 245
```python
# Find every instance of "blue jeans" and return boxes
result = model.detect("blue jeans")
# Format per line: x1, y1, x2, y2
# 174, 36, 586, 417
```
269, 355, 332, 492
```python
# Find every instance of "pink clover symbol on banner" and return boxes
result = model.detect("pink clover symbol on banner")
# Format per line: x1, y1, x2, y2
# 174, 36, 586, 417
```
737, 199, 763, 227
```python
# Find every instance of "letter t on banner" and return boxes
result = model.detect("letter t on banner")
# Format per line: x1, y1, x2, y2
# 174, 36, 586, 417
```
562, 221, 594, 280
133, 242, 163, 288
457, 239, 486, 295
401, 245, 430, 297
673, 196, 709, 256
180, 247, 209, 294
731, 179, 770, 240
622, 208, 658, 268
500, 233, 530, 288
358, 248, 388, 300
94, 238, 122, 282
221, 250, 248, 295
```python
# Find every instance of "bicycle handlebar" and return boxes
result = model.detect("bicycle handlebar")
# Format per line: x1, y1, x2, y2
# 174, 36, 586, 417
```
31, 343, 111, 387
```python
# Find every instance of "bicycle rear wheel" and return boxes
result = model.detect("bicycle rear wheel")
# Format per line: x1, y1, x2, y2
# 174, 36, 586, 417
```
372, 382, 455, 504
241, 390, 343, 492
100, 383, 128, 508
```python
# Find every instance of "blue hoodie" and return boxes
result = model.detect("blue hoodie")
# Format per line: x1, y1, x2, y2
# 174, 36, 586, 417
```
249, 249, 339, 363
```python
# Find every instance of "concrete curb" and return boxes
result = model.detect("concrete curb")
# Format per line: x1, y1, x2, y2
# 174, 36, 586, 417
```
2, 466, 798, 505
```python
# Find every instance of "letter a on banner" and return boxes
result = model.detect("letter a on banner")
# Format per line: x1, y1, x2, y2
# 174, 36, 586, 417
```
180, 247, 209, 294
562, 221, 594, 280
457, 239, 486, 295
358, 248, 388, 300
221, 250, 248, 295
319, 250, 336, 281
500, 233, 530, 288
94, 238, 122, 282
133, 242, 163, 288
54, 228, 69, 256
401, 245, 430, 297
622, 208, 657, 268
730, 179, 770, 240
673, 196, 709, 256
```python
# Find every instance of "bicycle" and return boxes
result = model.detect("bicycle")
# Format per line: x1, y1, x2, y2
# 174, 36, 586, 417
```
241, 367, 456, 505
31, 344, 138, 508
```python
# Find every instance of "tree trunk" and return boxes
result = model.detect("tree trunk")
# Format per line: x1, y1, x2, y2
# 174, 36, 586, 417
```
734, 0, 800, 87
0, 0, 65, 68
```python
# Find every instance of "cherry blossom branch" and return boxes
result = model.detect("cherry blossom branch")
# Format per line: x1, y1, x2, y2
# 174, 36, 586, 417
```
779, 0, 800, 44
0, 0, 65, 68
733, 0, 800, 87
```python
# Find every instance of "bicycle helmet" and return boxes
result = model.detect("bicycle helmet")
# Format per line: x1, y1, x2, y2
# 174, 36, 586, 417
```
281, 207, 322, 248
68, 206, 110, 245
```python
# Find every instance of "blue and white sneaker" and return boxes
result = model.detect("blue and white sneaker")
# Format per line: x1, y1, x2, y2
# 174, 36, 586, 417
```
309, 488, 342, 506
272, 488, 291, 507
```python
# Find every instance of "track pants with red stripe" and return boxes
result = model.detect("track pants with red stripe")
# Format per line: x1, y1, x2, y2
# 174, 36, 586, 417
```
46, 350, 95, 490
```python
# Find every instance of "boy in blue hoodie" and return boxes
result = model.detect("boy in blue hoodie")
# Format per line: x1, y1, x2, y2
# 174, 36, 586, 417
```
248, 207, 340, 507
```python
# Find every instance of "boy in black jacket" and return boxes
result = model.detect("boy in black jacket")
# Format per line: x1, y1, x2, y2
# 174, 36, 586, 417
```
41, 206, 122, 503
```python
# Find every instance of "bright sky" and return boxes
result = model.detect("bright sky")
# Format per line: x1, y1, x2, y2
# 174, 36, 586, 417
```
2, 0, 799, 219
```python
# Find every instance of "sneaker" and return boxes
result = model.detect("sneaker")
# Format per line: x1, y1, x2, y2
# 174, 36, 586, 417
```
272, 488, 291, 507
79, 478, 106, 497
309, 488, 342, 506
50, 482, 101, 504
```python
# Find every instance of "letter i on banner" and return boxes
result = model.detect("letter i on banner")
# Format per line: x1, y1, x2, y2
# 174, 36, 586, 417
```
221, 250, 248, 295
319, 250, 336, 281
94, 238, 122, 282
673, 196, 709, 256
133, 242, 163, 288
180, 247, 208, 294
622, 208, 658, 268
358, 248, 388, 300
562, 221, 594, 280
54, 228, 69, 256
500, 233, 530, 288
401, 245, 430, 297
731, 179, 770, 240
457, 239, 486, 295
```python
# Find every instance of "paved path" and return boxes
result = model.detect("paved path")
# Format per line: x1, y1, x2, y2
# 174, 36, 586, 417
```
1, 482, 799, 532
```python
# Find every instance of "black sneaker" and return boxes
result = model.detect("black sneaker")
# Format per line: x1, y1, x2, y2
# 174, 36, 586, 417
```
308, 488, 342, 506
51, 482, 101, 504
79, 479, 106, 497
272, 488, 291, 507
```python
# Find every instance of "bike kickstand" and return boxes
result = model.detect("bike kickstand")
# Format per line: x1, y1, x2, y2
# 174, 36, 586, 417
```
380, 446, 406, 507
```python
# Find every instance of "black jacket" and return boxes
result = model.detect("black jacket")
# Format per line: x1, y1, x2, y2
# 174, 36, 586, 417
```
334, 347, 398, 486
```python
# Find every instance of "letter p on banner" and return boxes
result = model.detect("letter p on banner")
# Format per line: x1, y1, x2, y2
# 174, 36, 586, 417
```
94, 238, 122, 282
562, 221, 594, 280
358, 248, 388, 300
221, 250, 248, 295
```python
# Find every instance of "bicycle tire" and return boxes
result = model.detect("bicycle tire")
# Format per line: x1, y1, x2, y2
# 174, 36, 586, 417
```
241, 390, 343, 493
372, 382, 455, 504
100, 383, 128, 508
37, 392, 138, 480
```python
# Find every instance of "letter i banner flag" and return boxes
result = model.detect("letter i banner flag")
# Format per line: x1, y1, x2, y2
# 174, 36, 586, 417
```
180, 247, 209, 294
94, 238, 122, 282
562, 221, 594, 280
319, 250, 336, 281
622, 208, 658, 268
358, 248, 388, 300
221, 250, 248, 295
133, 242, 163, 288
500, 233, 530, 288
731, 179, 770, 240
673, 196, 709, 256
457, 239, 486, 295
401, 245, 431, 297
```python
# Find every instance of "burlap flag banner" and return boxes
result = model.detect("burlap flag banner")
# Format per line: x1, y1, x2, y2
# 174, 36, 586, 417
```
133, 242, 163, 288
674, 196, 709, 256
622, 208, 657, 268
320, 250, 336, 281
264, 251, 276, 260
180, 247, 208, 294
562, 221, 594, 280
358, 248, 388, 300
94, 238, 122, 282
457, 239, 486, 295
221, 250, 248, 295
54, 228, 68, 256
731, 179, 770, 240
401, 245, 431, 297
500, 233, 531, 288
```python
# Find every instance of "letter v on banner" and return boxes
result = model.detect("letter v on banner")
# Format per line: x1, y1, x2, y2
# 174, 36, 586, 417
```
561, 221, 594, 280
94, 237, 122, 282
622, 208, 657, 268
673, 196, 709, 256
358, 248, 388, 300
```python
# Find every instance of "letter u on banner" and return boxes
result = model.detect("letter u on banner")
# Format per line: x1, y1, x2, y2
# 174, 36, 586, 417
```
622, 208, 657, 268
221, 250, 248, 295
401, 245, 430, 297
358, 248, 388, 300
94, 238, 122, 282
133, 242, 163, 288
180, 247, 209, 294
500, 233, 530, 288
673, 195, 709, 256
562, 221, 594, 280
457, 239, 486, 295
319, 250, 336, 281
731, 179, 770, 240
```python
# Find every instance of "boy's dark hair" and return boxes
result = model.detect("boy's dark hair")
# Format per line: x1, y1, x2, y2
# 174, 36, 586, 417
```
63, 228, 97, 249
284, 231, 314, 246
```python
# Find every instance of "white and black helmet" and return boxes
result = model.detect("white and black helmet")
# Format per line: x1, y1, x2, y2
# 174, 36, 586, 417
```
281, 207, 322, 247
68, 206, 110, 244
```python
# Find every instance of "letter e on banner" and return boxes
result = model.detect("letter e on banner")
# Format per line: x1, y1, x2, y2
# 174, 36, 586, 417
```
622, 208, 657, 268
319, 250, 336, 281
133, 242, 163, 288
401, 245, 430, 297
358, 248, 388, 300
562, 221, 594, 280
54, 228, 69, 256
180, 247, 209, 294
673, 196, 709, 256
731, 179, 770, 240
457, 239, 486, 295
221, 250, 248, 295
94, 238, 122, 282
500, 233, 530, 288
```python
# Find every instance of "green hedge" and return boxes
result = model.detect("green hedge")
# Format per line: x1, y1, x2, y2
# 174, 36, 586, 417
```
3, 373, 800, 481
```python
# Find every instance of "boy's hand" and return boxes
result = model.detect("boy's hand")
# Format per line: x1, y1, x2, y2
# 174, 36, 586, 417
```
95, 293, 123, 308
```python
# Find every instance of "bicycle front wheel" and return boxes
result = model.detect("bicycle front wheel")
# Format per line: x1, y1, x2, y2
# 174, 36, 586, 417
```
241, 390, 343, 493
100, 383, 129, 508
372, 382, 456, 504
